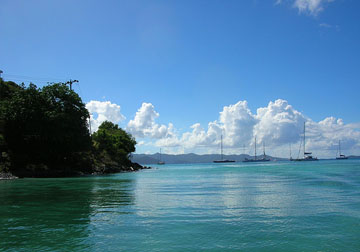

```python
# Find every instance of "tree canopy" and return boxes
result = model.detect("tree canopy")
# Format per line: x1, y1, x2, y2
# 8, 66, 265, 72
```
1, 81, 91, 173
0, 79, 139, 176
92, 121, 136, 165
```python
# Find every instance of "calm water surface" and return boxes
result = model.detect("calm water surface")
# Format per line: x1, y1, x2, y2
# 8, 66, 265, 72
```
1, 160, 360, 251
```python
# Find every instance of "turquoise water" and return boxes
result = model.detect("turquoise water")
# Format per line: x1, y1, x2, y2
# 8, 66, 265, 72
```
1, 160, 360, 252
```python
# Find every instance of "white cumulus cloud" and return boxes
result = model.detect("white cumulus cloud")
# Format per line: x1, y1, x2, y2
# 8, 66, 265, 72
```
181, 121, 222, 148
154, 121, 222, 154
86, 100, 125, 132
254, 99, 305, 146
145, 99, 360, 158
156, 99, 305, 150
304, 117, 360, 155
220, 101, 257, 147
127, 102, 174, 139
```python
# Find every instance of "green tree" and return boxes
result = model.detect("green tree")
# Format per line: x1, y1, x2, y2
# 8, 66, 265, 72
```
2, 81, 91, 174
92, 121, 136, 165
1, 79, 141, 176
0, 78, 20, 171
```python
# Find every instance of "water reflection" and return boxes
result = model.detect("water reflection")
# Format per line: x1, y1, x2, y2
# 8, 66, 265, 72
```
0, 176, 135, 252
1, 162, 360, 251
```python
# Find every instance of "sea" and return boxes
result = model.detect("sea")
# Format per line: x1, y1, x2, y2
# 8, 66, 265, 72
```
1, 160, 360, 252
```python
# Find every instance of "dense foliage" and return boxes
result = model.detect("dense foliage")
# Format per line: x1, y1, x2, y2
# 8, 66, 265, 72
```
92, 121, 137, 169
0, 79, 138, 176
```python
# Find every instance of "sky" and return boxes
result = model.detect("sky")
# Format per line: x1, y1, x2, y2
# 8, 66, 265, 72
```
1, 0, 360, 158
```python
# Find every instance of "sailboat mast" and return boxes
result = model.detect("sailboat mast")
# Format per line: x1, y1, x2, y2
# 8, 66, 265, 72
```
263, 141, 266, 157
303, 122, 306, 158
339, 140, 341, 156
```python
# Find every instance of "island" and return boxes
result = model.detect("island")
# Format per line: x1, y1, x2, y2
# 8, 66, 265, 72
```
0, 78, 148, 178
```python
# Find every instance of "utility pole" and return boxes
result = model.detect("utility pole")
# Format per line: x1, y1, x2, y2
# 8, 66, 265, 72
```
65, 79, 78, 90
64, 79, 91, 135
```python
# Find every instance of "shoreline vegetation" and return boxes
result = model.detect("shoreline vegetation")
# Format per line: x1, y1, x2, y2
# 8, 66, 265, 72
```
0, 78, 149, 179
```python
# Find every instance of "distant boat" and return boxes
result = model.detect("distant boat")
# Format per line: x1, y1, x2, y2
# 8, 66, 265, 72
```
213, 135, 235, 163
336, 140, 348, 160
158, 148, 165, 165
291, 122, 318, 161
243, 137, 270, 162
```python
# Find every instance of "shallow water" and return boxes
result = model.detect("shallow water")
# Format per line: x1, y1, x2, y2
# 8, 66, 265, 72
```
1, 160, 360, 251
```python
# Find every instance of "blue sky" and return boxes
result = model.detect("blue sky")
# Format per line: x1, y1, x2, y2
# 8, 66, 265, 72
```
1, 0, 360, 157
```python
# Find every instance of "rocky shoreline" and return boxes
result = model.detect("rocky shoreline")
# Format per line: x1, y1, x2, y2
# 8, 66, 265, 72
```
0, 162, 151, 180
0, 172, 18, 180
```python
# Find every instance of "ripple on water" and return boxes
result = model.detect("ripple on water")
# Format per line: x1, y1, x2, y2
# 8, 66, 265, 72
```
1, 160, 360, 251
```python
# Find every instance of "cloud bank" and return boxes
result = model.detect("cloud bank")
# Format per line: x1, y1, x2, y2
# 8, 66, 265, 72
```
86, 99, 360, 158
146, 99, 359, 157
155, 99, 307, 150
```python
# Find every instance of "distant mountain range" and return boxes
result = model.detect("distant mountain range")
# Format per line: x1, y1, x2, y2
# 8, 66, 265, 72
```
131, 153, 286, 164
132, 153, 360, 164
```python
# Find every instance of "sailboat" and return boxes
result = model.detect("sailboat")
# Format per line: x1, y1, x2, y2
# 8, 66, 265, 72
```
291, 122, 318, 161
336, 140, 348, 160
213, 135, 235, 163
243, 137, 270, 162
157, 148, 165, 165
